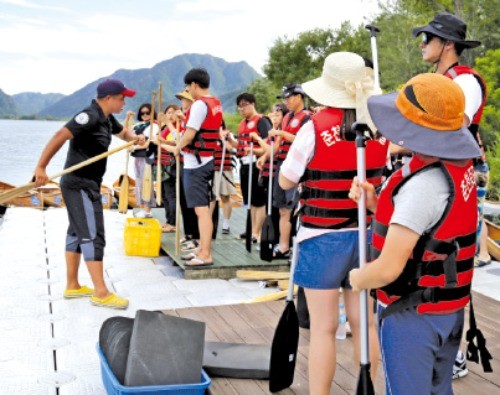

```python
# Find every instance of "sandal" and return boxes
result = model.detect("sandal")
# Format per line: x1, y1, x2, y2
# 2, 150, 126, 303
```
181, 240, 199, 252
273, 249, 290, 259
180, 236, 193, 245
185, 257, 213, 267
181, 253, 197, 261
475, 258, 492, 267
162, 224, 176, 233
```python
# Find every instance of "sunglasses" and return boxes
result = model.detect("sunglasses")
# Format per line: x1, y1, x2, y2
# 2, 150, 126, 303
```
140, 111, 151, 116
422, 32, 439, 45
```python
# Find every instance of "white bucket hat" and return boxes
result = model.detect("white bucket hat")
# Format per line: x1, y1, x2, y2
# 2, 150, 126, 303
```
302, 52, 377, 128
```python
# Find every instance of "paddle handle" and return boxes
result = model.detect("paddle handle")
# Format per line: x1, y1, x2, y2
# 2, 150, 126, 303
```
366, 24, 381, 89
355, 123, 370, 366
267, 140, 274, 216
216, 137, 226, 200
175, 126, 181, 256
247, 142, 254, 208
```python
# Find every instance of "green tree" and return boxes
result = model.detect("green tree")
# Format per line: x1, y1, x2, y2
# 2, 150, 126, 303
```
247, 78, 277, 114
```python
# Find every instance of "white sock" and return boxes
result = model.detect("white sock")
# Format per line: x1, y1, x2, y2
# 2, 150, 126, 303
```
223, 219, 230, 229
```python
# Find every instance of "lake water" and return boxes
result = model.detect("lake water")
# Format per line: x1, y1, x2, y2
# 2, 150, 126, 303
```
0, 119, 135, 188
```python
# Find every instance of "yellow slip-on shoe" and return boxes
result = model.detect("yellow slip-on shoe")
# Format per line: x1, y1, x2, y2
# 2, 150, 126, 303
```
63, 285, 94, 299
90, 293, 129, 310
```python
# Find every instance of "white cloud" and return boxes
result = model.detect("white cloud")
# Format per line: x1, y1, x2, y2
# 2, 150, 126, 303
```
0, 0, 67, 12
0, 0, 381, 95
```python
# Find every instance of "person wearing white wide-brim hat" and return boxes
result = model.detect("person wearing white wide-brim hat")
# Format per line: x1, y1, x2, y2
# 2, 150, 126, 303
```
279, 51, 388, 394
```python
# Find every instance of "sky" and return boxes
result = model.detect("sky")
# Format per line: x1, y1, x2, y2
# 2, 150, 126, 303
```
0, 0, 380, 96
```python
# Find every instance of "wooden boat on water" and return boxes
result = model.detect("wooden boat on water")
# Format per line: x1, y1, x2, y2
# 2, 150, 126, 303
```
0, 180, 45, 209
112, 175, 138, 208
0, 180, 114, 209
485, 218, 500, 261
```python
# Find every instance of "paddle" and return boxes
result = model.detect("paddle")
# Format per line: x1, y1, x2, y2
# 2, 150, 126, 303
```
245, 142, 254, 252
118, 149, 130, 214
212, 132, 226, 239
155, 83, 163, 206
269, 230, 299, 392
0, 141, 135, 205
260, 138, 275, 261
354, 122, 375, 395
141, 91, 156, 203
174, 120, 181, 256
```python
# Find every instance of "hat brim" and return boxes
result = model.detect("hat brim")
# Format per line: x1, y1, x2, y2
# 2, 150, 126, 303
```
412, 26, 481, 48
368, 92, 481, 160
175, 92, 193, 101
122, 88, 136, 98
302, 77, 357, 108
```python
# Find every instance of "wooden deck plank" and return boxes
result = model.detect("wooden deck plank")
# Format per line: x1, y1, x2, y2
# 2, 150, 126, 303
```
163, 291, 500, 394
151, 207, 289, 279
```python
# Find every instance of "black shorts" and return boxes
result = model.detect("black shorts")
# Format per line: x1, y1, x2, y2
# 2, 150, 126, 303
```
61, 183, 105, 262
183, 160, 214, 208
240, 163, 266, 207
273, 161, 298, 209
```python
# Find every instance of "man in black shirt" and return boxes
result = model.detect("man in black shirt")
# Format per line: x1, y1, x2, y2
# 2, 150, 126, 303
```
34, 79, 143, 309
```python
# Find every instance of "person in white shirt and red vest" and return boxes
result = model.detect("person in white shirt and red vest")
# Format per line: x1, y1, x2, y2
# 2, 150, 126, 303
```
173, 68, 223, 266
266, 84, 311, 259
279, 52, 387, 394
349, 73, 492, 395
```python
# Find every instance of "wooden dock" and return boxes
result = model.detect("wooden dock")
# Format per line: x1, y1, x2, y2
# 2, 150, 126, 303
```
164, 291, 500, 394
152, 207, 290, 280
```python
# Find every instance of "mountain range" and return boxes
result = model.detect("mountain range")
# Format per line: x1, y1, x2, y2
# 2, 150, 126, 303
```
0, 54, 261, 119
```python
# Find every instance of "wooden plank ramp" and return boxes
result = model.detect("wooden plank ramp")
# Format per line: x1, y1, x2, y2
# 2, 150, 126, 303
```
152, 207, 290, 280
163, 291, 500, 394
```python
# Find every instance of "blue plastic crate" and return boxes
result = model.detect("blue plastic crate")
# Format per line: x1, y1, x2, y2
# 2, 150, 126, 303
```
97, 345, 211, 395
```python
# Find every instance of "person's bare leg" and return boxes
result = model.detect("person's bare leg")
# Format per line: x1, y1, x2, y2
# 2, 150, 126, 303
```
221, 195, 232, 222
84, 260, 110, 298
305, 288, 340, 395
65, 251, 82, 290
344, 290, 379, 381
194, 206, 212, 262
278, 207, 292, 252
477, 221, 491, 262
252, 205, 266, 240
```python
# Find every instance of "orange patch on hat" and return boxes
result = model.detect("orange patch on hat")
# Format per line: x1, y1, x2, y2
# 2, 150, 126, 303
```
395, 73, 465, 132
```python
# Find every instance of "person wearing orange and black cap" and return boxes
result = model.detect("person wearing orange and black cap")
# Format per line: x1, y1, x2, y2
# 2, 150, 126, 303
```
349, 73, 491, 395
33, 79, 142, 310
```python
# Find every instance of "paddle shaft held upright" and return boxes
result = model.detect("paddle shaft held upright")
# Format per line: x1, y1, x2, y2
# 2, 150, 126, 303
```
365, 24, 381, 89
267, 139, 274, 216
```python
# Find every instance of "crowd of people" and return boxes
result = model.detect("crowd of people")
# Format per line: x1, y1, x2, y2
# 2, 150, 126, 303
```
32, 12, 492, 395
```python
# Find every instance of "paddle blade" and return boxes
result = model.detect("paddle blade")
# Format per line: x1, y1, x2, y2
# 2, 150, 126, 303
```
212, 203, 219, 239
356, 363, 375, 395
0, 183, 36, 205
118, 174, 129, 214
260, 216, 275, 261
245, 208, 252, 252
141, 165, 152, 202
269, 301, 299, 393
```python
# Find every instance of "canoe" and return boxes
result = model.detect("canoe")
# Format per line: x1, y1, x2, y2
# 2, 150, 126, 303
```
485, 218, 500, 261
0, 181, 44, 209
100, 184, 114, 209
38, 181, 65, 207
112, 175, 138, 208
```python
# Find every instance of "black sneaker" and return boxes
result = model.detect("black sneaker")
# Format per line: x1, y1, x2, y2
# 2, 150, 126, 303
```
238, 232, 247, 239
222, 227, 230, 234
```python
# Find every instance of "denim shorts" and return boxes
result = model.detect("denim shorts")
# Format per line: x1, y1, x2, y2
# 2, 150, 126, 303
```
183, 160, 214, 208
294, 230, 365, 289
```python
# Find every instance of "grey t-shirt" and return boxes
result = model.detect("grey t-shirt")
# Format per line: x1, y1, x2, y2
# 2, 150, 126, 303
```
391, 167, 450, 235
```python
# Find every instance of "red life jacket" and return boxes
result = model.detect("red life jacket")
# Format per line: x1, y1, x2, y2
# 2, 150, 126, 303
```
299, 108, 388, 229
155, 127, 176, 166
214, 138, 234, 171
277, 109, 310, 161
445, 65, 488, 162
182, 96, 223, 162
236, 114, 263, 158
261, 137, 277, 178
373, 155, 477, 316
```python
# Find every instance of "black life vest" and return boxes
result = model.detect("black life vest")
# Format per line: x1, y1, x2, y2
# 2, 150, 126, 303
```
299, 107, 388, 229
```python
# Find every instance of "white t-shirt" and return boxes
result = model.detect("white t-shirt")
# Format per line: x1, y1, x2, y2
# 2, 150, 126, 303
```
183, 99, 213, 169
453, 74, 482, 126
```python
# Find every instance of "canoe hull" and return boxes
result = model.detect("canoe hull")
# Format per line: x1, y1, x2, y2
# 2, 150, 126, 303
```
485, 219, 500, 261
0, 181, 44, 209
